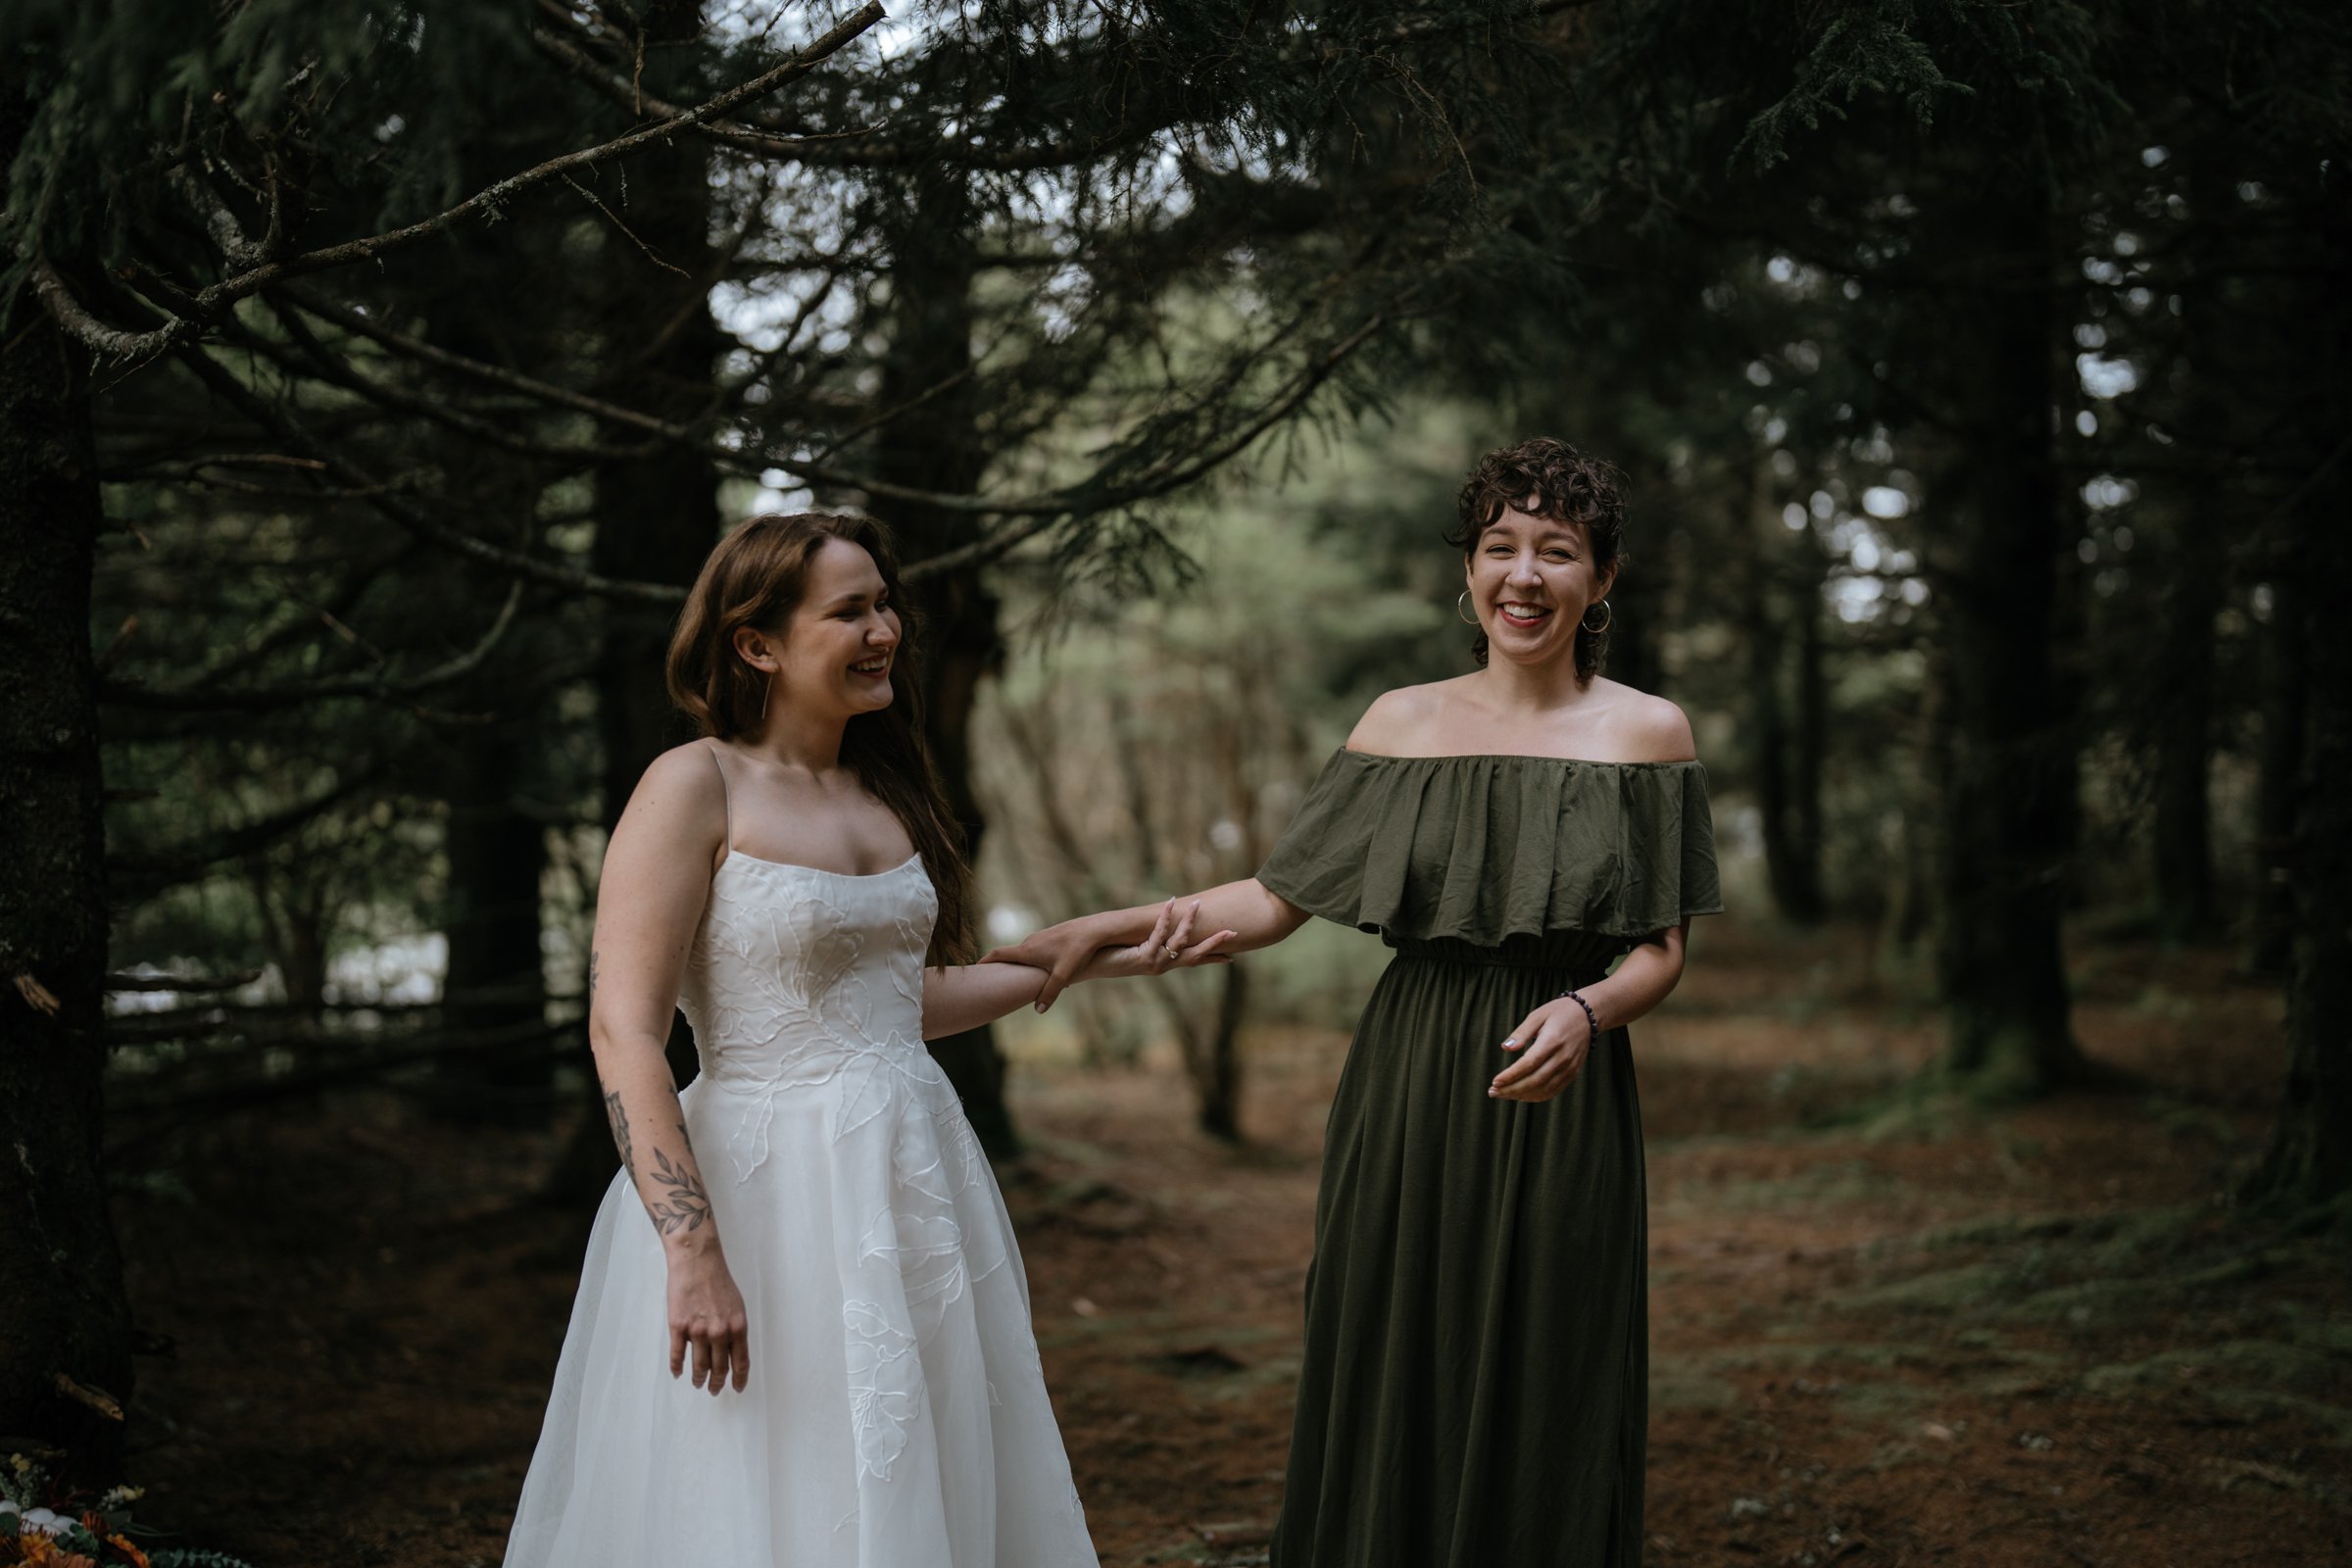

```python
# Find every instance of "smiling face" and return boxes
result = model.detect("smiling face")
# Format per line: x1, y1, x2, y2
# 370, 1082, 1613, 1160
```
1465, 503, 1617, 669
732, 535, 901, 727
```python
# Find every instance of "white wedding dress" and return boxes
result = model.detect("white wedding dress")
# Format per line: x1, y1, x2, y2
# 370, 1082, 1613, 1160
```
503, 800, 1098, 1566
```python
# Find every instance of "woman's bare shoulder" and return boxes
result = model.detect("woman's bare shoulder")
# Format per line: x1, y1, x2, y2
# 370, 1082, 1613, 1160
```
1594, 681, 1697, 762
1345, 678, 1476, 755
615, 740, 730, 844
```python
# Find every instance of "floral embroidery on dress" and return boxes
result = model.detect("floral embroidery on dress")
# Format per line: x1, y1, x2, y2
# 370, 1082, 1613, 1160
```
843, 1298, 922, 1481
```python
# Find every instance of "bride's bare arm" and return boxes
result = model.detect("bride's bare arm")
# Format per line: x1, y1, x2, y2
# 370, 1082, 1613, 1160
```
981, 878, 1307, 1013
591, 745, 749, 1395
927, 898, 1242, 1035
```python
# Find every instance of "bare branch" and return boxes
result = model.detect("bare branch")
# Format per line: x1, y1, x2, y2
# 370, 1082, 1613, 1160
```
31, 260, 193, 368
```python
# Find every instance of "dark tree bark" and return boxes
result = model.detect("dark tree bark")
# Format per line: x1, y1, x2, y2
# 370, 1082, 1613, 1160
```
870, 163, 1020, 1157
2243, 164, 2352, 1205
1196, 962, 1249, 1143
2246, 517, 2352, 1204
2249, 574, 2306, 979
1739, 451, 1828, 924
427, 137, 560, 1128
439, 727, 554, 1124
1921, 175, 2098, 1092
0, 282, 135, 1480
2148, 522, 2222, 945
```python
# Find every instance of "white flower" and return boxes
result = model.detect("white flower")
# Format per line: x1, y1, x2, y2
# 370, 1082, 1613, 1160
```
19, 1505, 70, 1537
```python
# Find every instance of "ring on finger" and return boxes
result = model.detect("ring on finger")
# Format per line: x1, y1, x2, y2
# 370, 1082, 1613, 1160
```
1163, 944, 1181, 959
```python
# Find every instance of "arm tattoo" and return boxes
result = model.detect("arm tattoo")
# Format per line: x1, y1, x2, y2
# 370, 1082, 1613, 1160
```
588, 949, 599, 998
645, 1146, 712, 1236
601, 1085, 634, 1175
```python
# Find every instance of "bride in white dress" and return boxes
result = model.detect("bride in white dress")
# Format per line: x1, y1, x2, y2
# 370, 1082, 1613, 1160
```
502, 513, 1233, 1568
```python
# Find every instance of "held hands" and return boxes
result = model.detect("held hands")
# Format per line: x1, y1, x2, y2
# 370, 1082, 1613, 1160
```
1490, 994, 1599, 1103
1082, 897, 1238, 985
666, 1248, 751, 1395
981, 899, 1236, 1012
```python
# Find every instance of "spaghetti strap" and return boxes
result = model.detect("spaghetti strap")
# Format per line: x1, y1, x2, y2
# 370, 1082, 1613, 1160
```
703, 739, 733, 857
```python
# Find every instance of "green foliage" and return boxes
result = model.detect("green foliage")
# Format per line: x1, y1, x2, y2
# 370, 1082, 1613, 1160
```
1733, 8, 1967, 172
3, 2, 536, 306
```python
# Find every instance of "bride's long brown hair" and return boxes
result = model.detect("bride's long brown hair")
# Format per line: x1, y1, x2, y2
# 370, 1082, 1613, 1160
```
664, 513, 975, 965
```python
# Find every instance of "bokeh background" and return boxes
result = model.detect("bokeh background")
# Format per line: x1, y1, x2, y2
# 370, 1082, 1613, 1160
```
3, 3, 2348, 1564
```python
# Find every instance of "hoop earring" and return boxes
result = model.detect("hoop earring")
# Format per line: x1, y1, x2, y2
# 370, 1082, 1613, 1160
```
1457, 589, 1480, 625
1581, 600, 1613, 635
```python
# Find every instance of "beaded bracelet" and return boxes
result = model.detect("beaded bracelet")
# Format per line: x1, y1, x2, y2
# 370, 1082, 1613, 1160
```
1559, 987, 1601, 1047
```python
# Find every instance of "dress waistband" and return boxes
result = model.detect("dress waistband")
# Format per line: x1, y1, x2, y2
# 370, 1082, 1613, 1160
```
1384, 931, 1620, 980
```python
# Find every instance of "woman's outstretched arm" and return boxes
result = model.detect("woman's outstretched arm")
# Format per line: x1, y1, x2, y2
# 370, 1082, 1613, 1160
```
980, 879, 1309, 1013
926, 898, 1241, 1037
590, 745, 749, 1396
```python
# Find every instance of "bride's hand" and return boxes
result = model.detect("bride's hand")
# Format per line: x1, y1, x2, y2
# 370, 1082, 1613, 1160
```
1079, 898, 1237, 985
983, 901, 1235, 1010
981, 913, 1112, 1012
666, 1248, 751, 1395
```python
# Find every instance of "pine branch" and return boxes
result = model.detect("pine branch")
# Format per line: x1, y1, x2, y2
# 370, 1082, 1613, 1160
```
31, 3, 886, 371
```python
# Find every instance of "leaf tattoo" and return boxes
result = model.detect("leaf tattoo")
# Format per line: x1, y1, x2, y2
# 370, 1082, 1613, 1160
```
602, 1084, 634, 1175
646, 1146, 712, 1236
588, 949, 600, 999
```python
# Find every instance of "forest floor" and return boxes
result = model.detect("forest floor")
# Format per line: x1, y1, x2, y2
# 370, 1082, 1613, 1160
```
107, 919, 2351, 1568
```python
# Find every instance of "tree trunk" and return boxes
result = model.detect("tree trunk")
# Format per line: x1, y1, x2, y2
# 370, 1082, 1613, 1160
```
544, 0, 724, 1203
1196, 962, 1248, 1143
426, 132, 557, 1127
2243, 164, 2352, 1205
871, 163, 1020, 1157
1792, 570, 1828, 910
1739, 452, 1827, 923
439, 729, 553, 1125
0, 283, 135, 1483
2148, 524, 2221, 945
2249, 574, 2306, 978
2245, 519, 2352, 1204
1923, 176, 2096, 1092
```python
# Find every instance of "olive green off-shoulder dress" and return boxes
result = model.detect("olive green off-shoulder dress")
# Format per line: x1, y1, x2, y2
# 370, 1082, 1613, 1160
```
1256, 749, 1723, 1568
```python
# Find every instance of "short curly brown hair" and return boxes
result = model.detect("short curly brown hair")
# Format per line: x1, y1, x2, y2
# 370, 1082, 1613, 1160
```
1449, 437, 1628, 683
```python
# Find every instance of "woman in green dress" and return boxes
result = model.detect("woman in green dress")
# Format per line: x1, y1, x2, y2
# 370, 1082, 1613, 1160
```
988, 437, 1722, 1566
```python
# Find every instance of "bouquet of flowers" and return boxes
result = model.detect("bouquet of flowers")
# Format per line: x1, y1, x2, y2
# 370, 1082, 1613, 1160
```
0, 1453, 255, 1568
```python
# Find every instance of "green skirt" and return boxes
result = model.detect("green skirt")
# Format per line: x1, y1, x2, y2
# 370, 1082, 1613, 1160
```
1271, 933, 1644, 1568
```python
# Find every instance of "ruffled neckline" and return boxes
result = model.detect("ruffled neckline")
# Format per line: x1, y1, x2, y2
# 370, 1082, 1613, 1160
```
1256, 746, 1723, 945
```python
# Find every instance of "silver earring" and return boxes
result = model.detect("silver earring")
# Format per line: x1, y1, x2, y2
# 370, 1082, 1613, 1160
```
1457, 589, 1479, 625
1581, 600, 1613, 634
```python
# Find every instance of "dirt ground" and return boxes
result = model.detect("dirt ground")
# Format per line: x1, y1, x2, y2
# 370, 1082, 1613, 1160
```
106, 920, 2351, 1567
